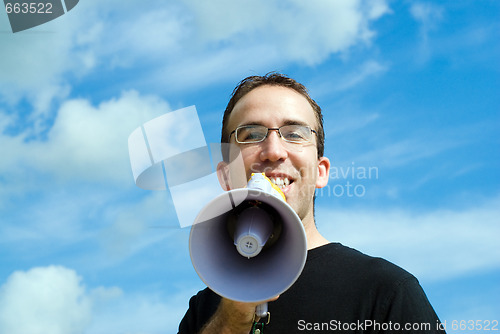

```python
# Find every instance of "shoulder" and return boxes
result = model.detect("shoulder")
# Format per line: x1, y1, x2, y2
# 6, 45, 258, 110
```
309, 244, 436, 311
305, 243, 416, 289
270, 243, 441, 328
178, 288, 220, 334
187, 287, 221, 314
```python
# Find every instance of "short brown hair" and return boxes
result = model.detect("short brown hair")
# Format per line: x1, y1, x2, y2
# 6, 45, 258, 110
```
221, 73, 325, 158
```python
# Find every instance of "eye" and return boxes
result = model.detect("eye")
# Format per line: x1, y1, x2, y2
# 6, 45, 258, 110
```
237, 126, 267, 142
284, 131, 306, 140
245, 131, 264, 141
282, 126, 309, 142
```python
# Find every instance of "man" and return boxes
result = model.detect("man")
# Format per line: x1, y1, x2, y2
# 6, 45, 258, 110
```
178, 73, 445, 333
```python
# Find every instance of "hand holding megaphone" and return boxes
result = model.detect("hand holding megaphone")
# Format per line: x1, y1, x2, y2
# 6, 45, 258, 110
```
189, 173, 307, 322
202, 295, 279, 333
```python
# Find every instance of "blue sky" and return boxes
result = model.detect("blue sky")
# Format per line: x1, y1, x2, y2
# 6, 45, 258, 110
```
0, 0, 499, 333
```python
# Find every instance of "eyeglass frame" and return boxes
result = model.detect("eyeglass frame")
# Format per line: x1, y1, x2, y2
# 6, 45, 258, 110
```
229, 124, 318, 144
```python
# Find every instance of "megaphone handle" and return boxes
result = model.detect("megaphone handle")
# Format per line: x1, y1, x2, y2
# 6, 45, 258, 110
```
255, 302, 268, 319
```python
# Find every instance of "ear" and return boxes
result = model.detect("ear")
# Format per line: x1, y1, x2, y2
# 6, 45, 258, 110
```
315, 156, 330, 189
216, 161, 232, 191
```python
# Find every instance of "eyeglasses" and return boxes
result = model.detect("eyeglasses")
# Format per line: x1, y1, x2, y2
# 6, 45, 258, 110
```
230, 124, 317, 144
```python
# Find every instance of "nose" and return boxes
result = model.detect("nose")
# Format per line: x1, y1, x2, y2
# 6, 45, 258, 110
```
259, 129, 288, 162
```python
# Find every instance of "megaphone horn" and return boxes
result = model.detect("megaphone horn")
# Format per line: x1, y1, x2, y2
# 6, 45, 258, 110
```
189, 173, 307, 318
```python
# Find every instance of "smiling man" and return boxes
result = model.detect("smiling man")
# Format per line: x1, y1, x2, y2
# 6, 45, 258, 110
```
178, 73, 445, 333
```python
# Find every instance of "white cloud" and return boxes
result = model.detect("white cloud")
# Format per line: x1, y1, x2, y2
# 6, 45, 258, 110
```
87, 288, 195, 334
409, 2, 444, 62
0, 187, 180, 269
366, 0, 392, 20
151, 0, 392, 90
99, 191, 181, 260
0, 90, 196, 268
0, 4, 99, 119
334, 60, 388, 91
0, 91, 178, 259
0, 0, 391, 102
353, 135, 460, 168
316, 195, 500, 281
0, 266, 190, 334
0, 266, 92, 334
182, 0, 391, 66
0, 188, 99, 245
410, 2, 444, 30
86, 6, 189, 69
0, 90, 171, 191
327, 112, 380, 137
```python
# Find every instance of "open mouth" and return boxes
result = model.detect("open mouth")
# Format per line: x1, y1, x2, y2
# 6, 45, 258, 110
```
268, 176, 293, 190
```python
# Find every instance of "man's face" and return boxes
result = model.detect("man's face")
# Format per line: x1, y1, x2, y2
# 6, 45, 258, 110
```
225, 85, 330, 226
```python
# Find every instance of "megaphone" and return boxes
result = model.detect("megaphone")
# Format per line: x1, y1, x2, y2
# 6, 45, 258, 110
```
189, 173, 307, 318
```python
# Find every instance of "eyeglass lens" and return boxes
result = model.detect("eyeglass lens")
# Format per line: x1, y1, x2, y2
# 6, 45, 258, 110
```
236, 125, 312, 143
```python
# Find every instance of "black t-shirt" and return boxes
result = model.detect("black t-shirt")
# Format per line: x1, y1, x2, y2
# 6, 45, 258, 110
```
178, 243, 445, 333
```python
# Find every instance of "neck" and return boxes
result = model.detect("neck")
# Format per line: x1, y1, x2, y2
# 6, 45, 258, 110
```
302, 213, 329, 250
306, 225, 329, 249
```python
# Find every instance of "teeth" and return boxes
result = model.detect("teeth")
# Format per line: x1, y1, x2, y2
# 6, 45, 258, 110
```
269, 177, 290, 189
